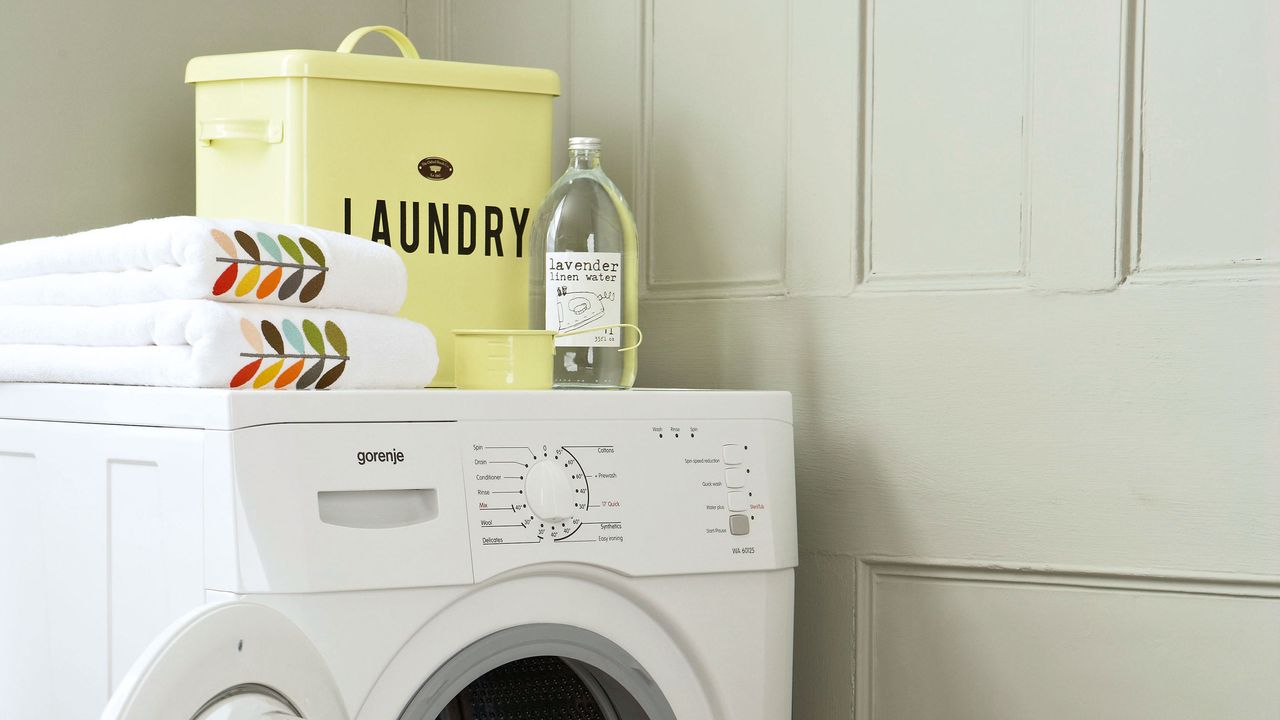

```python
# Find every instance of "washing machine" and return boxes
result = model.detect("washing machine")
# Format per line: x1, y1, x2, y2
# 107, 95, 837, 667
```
0, 384, 797, 719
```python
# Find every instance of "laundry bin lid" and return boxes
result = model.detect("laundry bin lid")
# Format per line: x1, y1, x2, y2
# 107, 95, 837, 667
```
185, 25, 560, 96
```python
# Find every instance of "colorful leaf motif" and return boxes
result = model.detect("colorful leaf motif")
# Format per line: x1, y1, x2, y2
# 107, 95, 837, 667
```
256, 232, 282, 261
230, 359, 262, 388
256, 267, 283, 299
260, 321, 284, 354
282, 320, 304, 353
296, 358, 326, 390
278, 269, 305, 301
302, 320, 325, 354
278, 235, 304, 263
252, 359, 284, 389
316, 361, 347, 390
299, 272, 326, 303
212, 263, 238, 296
298, 237, 326, 267
234, 230, 261, 261
240, 317, 263, 354
275, 359, 306, 388
211, 229, 237, 258
324, 321, 348, 356
234, 265, 261, 297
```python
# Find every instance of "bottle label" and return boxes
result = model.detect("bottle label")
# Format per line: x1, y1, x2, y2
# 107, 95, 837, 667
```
545, 251, 622, 347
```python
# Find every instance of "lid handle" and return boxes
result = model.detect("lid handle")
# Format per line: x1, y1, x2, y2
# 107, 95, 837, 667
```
336, 25, 420, 59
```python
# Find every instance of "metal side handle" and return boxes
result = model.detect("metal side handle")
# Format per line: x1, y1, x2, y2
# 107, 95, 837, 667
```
197, 119, 283, 147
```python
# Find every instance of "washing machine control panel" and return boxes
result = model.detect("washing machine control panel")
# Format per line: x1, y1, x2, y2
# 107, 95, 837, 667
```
461, 419, 796, 580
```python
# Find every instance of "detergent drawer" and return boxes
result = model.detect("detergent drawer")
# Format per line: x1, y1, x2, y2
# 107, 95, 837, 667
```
204, 421, 473, 593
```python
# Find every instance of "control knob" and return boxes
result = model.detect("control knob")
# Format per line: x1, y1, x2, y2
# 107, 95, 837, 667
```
524, 460, 577, 523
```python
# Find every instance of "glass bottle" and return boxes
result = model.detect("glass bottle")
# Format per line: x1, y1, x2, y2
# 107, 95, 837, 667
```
528, 137, 639, 389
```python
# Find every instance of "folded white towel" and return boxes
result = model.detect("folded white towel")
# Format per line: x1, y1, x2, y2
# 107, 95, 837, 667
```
0, 301, 436, 389
0, 217, 405, 313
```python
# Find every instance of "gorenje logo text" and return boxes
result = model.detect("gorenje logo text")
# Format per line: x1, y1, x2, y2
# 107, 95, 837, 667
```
357, 449, 406, 466
344, 198, 530, 258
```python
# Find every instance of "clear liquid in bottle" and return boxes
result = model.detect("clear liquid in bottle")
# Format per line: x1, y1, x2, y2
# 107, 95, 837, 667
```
528, 137, 639, 389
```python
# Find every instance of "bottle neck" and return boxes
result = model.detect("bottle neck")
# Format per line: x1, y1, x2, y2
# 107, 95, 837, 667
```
569, 148, 602, 171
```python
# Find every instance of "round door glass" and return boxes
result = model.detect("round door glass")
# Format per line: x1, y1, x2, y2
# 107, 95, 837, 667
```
400, 625, 674, 720
435, 656, 618, 720
194, 684, 302, 720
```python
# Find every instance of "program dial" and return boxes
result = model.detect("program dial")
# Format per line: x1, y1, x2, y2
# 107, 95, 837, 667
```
524, 460, 578, 523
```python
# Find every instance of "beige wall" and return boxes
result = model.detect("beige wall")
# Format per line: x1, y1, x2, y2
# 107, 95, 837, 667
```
0, 0, 438, 242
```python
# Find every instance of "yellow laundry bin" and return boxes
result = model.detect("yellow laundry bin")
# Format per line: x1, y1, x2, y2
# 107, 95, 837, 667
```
186, 26, 559, 386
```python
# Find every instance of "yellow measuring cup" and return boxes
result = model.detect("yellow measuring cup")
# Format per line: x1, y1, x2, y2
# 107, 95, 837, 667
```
452, 324, 642, 390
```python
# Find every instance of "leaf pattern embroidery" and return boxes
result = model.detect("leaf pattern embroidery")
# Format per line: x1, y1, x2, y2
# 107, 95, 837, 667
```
210, 229, 330, 303
230, 318, 350, 390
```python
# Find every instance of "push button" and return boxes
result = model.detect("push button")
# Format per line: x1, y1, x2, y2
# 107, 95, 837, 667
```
725, 467, 746, 488
727, 491, 749, 512
723, 444, 746, 465
729, 514, 750, 536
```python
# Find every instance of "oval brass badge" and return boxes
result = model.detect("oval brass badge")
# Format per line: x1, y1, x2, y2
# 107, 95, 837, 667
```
418, 157, 453, 180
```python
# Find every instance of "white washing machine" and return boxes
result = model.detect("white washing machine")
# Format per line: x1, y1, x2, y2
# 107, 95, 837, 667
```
0, 384, 797, 720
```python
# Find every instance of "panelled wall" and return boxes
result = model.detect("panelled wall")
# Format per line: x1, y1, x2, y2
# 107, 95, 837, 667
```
436, 1, 1280, 718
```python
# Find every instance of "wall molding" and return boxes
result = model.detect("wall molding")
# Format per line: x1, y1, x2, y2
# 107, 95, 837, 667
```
858, 269, 1026, 293
1127, 261, 1280, 285
854, 556, 1280, 719
1116, 0, 1143, 282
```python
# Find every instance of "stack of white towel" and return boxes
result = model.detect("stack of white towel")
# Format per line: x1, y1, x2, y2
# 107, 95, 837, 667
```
0, 217, 437, 389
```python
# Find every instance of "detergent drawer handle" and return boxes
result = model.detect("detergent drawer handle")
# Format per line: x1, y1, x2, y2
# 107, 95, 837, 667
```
196, 119, 283, 146
336, 25, 421, 59
317, 489, 439, 529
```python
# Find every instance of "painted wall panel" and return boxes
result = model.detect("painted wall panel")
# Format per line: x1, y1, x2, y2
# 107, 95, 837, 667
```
865, 0, 1027, 285
1025, 0, 1125, 291
646, 0, 788, 295
1138, 0, 1280, 276
863, 565, 1280, 719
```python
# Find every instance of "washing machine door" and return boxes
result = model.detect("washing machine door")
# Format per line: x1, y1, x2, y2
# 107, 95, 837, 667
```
101, 602, 348, 720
